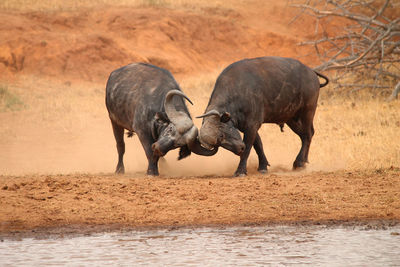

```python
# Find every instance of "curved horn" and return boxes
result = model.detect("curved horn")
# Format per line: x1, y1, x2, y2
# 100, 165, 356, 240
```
165, 89, 193, 107
196, 109, 220, 119
164, 89, 194, 132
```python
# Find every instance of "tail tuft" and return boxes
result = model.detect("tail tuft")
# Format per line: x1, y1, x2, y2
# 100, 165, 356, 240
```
315, 71, 329, 87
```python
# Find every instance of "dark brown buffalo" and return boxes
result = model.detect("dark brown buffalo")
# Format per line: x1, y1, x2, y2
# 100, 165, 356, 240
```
106, 63, 215, 176
197, 56, 329, 176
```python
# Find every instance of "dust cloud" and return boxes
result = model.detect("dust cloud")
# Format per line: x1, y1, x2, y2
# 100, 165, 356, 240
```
0, 111, 346, 176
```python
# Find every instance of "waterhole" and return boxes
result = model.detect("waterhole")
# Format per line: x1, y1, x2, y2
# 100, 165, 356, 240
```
1, 225, 399, 266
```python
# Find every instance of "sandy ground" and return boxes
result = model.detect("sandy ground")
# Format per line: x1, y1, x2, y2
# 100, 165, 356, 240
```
0, 0, 399, 236
1, 168, 400, 237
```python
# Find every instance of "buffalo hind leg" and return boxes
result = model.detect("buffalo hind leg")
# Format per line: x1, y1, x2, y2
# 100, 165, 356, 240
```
234, 129, 258, 177
253, 132, 269, 173
287, 113, 315, 169
111, 120, 125, 174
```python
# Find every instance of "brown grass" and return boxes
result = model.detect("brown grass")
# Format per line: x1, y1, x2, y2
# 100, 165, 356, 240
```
0, 0, 235, 12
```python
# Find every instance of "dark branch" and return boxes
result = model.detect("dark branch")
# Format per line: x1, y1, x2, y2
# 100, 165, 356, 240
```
292, 0, 400, 96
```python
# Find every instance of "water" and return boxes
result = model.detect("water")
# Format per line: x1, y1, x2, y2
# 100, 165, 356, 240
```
1, 225, 400, 266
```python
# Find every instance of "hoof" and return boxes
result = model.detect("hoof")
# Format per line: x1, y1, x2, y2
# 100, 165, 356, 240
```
115, 166, 125, 174
146, 170, 159, 176
293, 160, 306, 170
234, 171, 247, 177
258, 169, 268, 174
292, 163, 306, 171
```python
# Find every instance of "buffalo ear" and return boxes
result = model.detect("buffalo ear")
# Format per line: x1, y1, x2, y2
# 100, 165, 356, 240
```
152, 112, 169, 140
155, 112, 170, 123
178, 145, 191, 160
220, 112, 231, 123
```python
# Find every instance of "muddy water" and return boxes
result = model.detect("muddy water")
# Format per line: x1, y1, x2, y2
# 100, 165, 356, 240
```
1, 225, 400, 266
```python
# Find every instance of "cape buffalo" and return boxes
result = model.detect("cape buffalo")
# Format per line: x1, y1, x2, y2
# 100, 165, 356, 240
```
197, 56, 329, 176
106, 63, 216, 176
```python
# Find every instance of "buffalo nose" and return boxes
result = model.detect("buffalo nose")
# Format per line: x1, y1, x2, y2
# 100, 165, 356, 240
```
152, 143, 160, 153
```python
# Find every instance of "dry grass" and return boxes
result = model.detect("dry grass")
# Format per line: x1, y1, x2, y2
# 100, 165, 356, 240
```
0, 85, 24, 112
311, 95, 400, 171
0, 0, 234, 12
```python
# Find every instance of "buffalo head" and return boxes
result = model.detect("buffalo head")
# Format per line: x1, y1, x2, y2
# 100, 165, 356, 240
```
197, 110, 245, 155
151, 90, 218, 157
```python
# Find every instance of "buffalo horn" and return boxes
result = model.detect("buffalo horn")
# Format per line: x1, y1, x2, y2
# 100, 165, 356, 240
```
195, 109, 221, 119
164, 89, 194, 133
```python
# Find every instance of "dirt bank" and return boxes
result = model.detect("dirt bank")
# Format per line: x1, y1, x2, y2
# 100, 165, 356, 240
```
1, 168, 399, 236
0, 1, 317, 83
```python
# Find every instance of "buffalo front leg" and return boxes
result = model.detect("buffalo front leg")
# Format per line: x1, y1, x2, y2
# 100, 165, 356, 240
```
234, 129, 258, 177
111, 120, 125, 174
138, 134, 160, 176
287, 116, 315, 169
253, 132, 269, 173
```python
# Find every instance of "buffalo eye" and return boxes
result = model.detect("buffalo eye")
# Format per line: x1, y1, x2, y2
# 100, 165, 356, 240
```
165, 124, 176, 136
155, 112, 170, 123
220, 112, 231, 123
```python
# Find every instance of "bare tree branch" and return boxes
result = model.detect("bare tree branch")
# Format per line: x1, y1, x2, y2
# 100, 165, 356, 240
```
387, 81, 400, 101
292, 0, 400, 97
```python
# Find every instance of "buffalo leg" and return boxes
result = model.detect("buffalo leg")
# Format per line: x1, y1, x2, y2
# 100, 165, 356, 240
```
253, 132, 269, 173
138, 134, 160, 176
234, 129, 257, 177
111, 120, 125, 174
287, 112, 315, 169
